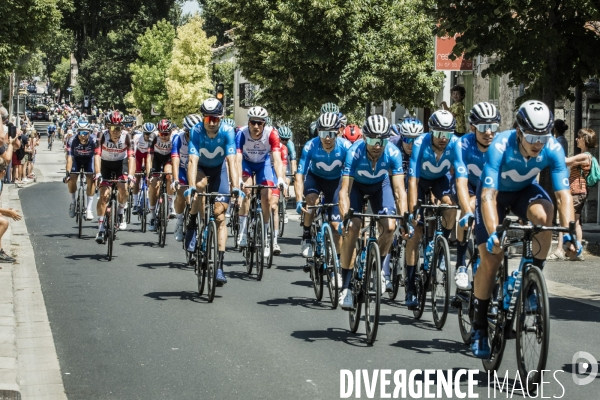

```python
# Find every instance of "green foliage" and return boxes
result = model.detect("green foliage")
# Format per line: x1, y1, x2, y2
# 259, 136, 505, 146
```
165, 15, 214, 123
129, 20, 176, 118
213, 61, 234, 115
211, 0, 443, 121
0, 0, 71, 76
40, 29, 75, 77
199, 0, 233, 46
434, 0, 600, 108
50, 57, 71, 94
15, 52, 46, 80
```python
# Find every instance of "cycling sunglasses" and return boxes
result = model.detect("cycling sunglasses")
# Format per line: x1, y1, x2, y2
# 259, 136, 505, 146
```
248, 119, 265, 126
365, 137, 388, 147
402, 137, 416, 144
475, 123, 499, 133
522, 132, 552, 144
203, 115, 221, 124
109, 125, 122, 132
78, 130, 90, 136
431, 130, 453, 140
318, 130, 337, 139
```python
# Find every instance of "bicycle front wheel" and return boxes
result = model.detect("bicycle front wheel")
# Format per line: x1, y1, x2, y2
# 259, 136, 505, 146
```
77, 186, 84, 238
413, 242, 426, 319
140, 190, 147, 233
267, 211, 274, 269
254, 212, 265, 281
231, 204, 240, 250
107, 200, 116, 261
278, 197, 285, 238
349, 267, 362, 333
364, 242, 382, 344
431, 236, 451, 329
126, 188, 132, 224
516, 265, 550, 393
323, 224, 339, 309
206, 222, 218, 302
196, 223, 206, 296
389, 239, 404, 301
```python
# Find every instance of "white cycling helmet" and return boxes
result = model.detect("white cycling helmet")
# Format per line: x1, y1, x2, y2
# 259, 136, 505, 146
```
183, 114, 202, 130
399, 118, 425, 138
469, 102, 501, 125
363, 115, 391, 138
247, 106, 268, 121
317, 112, 341, 130
428, 110, 456, 132
516, 100, 553, 134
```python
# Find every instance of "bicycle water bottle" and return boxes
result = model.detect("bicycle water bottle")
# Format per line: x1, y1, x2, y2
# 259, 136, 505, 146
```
473, 257, 480, 277
502, 270, 519, 310
358, 249, 366, 279
424, 240, 434, 271
201, 229, 207, 251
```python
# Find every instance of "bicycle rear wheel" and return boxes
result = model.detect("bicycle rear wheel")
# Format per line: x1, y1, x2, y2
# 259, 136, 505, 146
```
77, 186, 84, 238
364, 242, 382, 344
254, 212, 265, 281
159, 192, 168, 247
278, 197, 285, 238
323, 224, 339, 309
412, 243, 426, 319
516, 265, 550, 393
206, 222, 218, 302
431, 236, 451, 329
349, 267, 362, 333
126, 188, 132, 224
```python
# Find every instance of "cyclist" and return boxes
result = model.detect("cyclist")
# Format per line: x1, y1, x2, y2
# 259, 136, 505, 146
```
147, 119, 175, 231
132, 123, 154, 214
453, 102, 500, 290
279, 126, 297, 180
390, 118, 424, 173
296, 112, 350, 262
185, 98, 241, 285
405, 110, 459, 308
47, 124, 57, 148
171, 114, 201, 241
321, 102, 339, 114
94, 111, 136, 243
268, 129, 289, 255
470, 101, 580, 358
341, 125, 362, 144
64, 121, 97, 220
236, 106, 287, 258
338, 115, 409, 309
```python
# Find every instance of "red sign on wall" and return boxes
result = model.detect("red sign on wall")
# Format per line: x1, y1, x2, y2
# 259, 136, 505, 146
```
435, 34, 473, 71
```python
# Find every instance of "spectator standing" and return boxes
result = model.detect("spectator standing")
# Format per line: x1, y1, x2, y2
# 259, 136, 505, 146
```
0, 156, 20, 265
553, 119, 569, 156
441, 85, 467, 136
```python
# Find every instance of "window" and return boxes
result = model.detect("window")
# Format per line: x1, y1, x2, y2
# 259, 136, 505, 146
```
489, 75, 500, 106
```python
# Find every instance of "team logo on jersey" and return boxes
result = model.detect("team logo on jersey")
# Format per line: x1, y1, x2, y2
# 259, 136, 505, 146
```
423, 159, 451, 174
389, 147, 400, 157
495, 137, 509, 153
547, 138, 562, 152
467, 164, 482, 177
200, 147, 224, 159
563, 178, 569, 187
357, 170, 387, 179
457, 166, 467, 174
484, 177, 494, 185
461, 140, 469, 150
315, 160, 343, 172
501, 168, 541, 182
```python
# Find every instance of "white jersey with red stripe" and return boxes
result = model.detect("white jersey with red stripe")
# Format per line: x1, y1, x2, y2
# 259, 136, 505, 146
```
134, 132, 153, 154
149, 136, 173, 156
236, 125, 281, 164
95, 130, 133, 161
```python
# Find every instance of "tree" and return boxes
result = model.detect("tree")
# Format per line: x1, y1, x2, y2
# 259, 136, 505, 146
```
199, 0, 232, 46
434, 0, 600, 110
211, 0, 443, 121
40, 28, 75, 77
0, 0, 70, 76
50, 57, 71, 95
165, 15, 214, 123
129, 20, 177, 118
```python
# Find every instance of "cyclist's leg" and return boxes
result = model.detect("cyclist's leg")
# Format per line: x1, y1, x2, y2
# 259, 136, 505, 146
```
328, 178, 343, 254
210, 162, 231, 273
174, 167, 188, 215
132, 150, 144, 208
67, 158, 79, 208
431, 174, 457, 235
256, 163, 274, 227
148, 157, 162, 223
514, 183, 554, 261
116, 159, 129, 218
164, 162, 174, 214
369, 176, 396, 279
405, 177, 430, 298
340, 181, 365, 287
239, 160, 255, 239
96, 161, 114, 235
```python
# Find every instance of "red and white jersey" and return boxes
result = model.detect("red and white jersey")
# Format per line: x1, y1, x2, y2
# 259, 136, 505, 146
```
134, 132, 154, 154
95, 130, 133, 161
236, 125, 281, 164
149, 135, 173, 156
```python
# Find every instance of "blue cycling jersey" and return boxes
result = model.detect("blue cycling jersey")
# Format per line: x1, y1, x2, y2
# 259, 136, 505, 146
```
286, 140, 297, 161
409, 133, 459, 180
482, 129, 570, 192
188, 122, 236, 168
297, 137, 351, 180
343, 140, 404, 184
454, 133, 486, 187
171, 131, 190, 170
47, 125, 56, 133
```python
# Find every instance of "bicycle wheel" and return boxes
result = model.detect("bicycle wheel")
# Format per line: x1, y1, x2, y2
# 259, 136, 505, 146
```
431, 236, 451, 329
267, 211, 274, 269
389, 239, 403, 300
254, 211, 265, 281
107, 199, 116, 261
231, 204, 240, 250
278, 197, 285, 238
310, 229, 323, 301
483, 264, 507, 372
246, 212, 254, 274
140, 190, 147, 233
159, 192, 168, 247
364, 242, 382, 344
516, 265, 550, 393
77, 186, 83, 238
349, 267, 362, 334
206, 221, 218, 302
412, 242, 426, 319
457, 291, 473, 344
323, 224, 339, 309
126, 188, 132, 224
196, 223, 206, 296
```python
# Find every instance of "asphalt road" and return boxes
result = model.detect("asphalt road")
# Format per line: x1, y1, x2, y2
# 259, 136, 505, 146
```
20, 182, 600, 399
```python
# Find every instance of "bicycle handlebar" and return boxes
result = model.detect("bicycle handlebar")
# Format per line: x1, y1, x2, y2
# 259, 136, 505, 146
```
307, 203, 338, 210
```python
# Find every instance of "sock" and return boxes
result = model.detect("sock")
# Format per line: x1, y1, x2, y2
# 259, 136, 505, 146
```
86, 196, 94, 212
533, 257, 545, 270
456, 241, 468, 269
341, 268, 352, 290
118, 202, 125, 215
473, 296, 490, 331
70, 192, 76, 203
176, 213, 183, 222
442, 228, 452, 240
98, 216, 105, 231
302, 225, 311, 239
168, 195, 173, 211
239, 216, 247, 236
133, 193, 139, 204
264, 223, 269, 242
187, 213, 198, 230
382, 253, 391, 277
405, 265, 416, 293
273, 230, 278, 245
150, 207, 156, 219
218, 251, 225, 270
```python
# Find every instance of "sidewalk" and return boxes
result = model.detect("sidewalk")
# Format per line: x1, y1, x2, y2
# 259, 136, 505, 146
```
0, 147, 67, 400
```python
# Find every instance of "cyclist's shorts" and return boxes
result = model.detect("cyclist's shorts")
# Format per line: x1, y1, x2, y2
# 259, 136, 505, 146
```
198, 161, 230, 204
417, 174, 454, 203
452, 179, 477, 197
178, 166, 188, 186
474, 182, 551, 245
100, 159, 128, 186
241, 159, 274, 187
303, 171, 341, 221
151, 153, 171, 173
135, 150, 147, 173
71, 156, 94, 174
349, 175, 395, 216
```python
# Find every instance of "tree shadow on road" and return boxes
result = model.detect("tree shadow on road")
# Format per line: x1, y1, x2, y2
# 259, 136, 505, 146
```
143, 290, 207, 303
549, 297, 600, 323
290, 327, 370, 347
